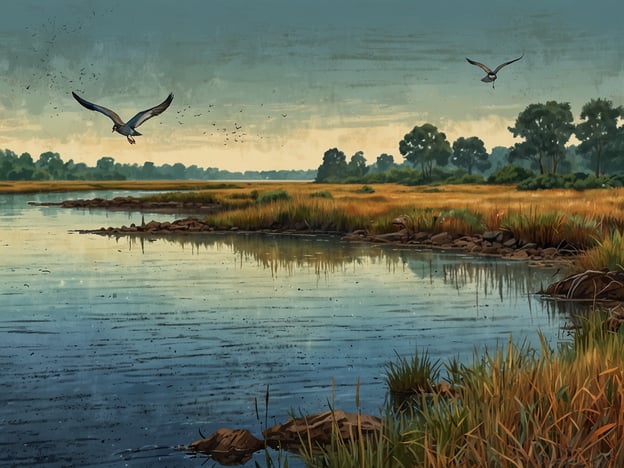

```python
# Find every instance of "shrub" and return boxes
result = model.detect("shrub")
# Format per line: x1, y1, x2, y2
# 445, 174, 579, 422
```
487, 165, 534, 184
354, 185, 375, 194
309, 190, 333, 199
256, 189, 291, 204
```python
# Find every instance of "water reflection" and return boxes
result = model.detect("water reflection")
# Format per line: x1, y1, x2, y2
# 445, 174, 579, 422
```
118, 232, 560, 304
1, 193, 578, 467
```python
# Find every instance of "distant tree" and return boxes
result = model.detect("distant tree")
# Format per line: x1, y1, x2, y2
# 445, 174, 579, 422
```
575, 98, 624, 176
508, 101, 574, 174
451, 136, 490, 175
347, 151, 368, 178
375, 153, 395, 172
315, 148, 348, 182
141, 161, 160, 179
36, 151, 65, 179
170, 162, 187, 179
185, 164, 205, 179
96, 156, 115, 172
399, 124, 451, 180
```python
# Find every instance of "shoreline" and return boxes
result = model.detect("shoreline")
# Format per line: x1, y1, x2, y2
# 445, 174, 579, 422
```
31, 195, 577, 268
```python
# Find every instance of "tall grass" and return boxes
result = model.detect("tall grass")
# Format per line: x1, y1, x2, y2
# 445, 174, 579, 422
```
12, 181, 624, 268
500, 208, 601, 249
576, 229, 624, 272
301, 310, 624, 467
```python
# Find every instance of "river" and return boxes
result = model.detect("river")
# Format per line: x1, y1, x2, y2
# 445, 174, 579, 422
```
0, 191, 574, 467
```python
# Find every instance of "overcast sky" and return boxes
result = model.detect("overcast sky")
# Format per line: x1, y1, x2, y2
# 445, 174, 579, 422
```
1, 0, 623, 171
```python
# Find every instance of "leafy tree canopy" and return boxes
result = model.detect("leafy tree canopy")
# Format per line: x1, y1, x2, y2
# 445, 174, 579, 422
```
575, 98, 624, 176
508, 101, 574, 174
399, 124, 451, 180
451, 136, 490, 175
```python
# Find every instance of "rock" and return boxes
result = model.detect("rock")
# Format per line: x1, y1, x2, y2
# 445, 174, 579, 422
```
263, 410, 382, 450
430, 232, 452, 245
188, 428, 264, 465
541, 270, 624, 302
392, 215, 410, 228
481, 245, 501, 255
541, 247, 558, 258
509, 250, 529, 259
482, 230, 503, 242
503, 238, 518, 248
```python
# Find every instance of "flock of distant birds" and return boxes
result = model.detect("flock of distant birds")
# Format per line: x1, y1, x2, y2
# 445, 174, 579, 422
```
19, 12, 525, 146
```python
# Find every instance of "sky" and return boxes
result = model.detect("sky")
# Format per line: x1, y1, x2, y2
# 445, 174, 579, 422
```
1, 0, 623, 171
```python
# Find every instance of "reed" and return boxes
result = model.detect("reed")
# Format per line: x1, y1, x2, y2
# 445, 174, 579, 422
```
302, 309, 624, 467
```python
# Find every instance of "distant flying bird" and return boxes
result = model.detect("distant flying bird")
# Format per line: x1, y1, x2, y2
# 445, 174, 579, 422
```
72, 91, 174, 144
465, 54, 523, 88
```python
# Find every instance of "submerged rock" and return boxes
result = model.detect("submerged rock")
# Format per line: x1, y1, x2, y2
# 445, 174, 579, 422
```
187, 428, 263, 465
185, 410, 382, 464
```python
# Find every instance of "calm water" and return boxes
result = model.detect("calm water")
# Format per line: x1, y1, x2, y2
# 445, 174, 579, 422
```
1, 192, 573, 467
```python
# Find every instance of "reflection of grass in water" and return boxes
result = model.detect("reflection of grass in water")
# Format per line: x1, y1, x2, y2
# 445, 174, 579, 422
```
132, 234, 554, 299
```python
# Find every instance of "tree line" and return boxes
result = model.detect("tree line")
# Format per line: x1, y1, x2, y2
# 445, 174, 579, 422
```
315, 98, 624, 187
0, 151, 316, 181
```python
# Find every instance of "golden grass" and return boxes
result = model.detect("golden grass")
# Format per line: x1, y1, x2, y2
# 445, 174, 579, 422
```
4, 180, 624, 222
7, 181, 624, 270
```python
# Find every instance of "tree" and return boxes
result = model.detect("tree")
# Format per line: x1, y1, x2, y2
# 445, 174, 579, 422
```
508, 101, 574, 174
141, 161, 160, 179
399, 124, 451, 180
451, 136, 490, 175
347, 151, 368, 178
315, 148, 348, 182
96, 156, 115, 173
36, 151, 65, 179
375, 153, 395, 173
575, 98, 623, 176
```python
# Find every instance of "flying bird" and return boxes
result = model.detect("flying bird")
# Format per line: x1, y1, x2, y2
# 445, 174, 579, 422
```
465, 54, 523, 88
72, 92, 174, 144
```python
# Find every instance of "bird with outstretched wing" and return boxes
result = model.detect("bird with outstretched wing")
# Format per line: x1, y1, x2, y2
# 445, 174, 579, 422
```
72, 92, 174, 144
465, 54, 523, 88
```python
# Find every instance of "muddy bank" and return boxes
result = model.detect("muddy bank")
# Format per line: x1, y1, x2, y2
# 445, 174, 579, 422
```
29, 195, 223, 214
78, 216, 576, 267
33, 195, 577, 266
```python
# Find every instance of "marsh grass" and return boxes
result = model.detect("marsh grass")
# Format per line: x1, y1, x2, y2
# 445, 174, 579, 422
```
302, 310, 624, 467
9, 180, 624, 270
385, 349, 442, 396
576, 229, 624, 272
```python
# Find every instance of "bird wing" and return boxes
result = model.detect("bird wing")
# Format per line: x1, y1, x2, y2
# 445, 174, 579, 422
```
465, 58, 493, 74
72, 92, 125, 126
492, 54, 524, 74
126, 93, 174, 129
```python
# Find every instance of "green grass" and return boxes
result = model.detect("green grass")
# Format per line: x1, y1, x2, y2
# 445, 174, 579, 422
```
385, 349, 442, 397
577, 229, 624, 272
